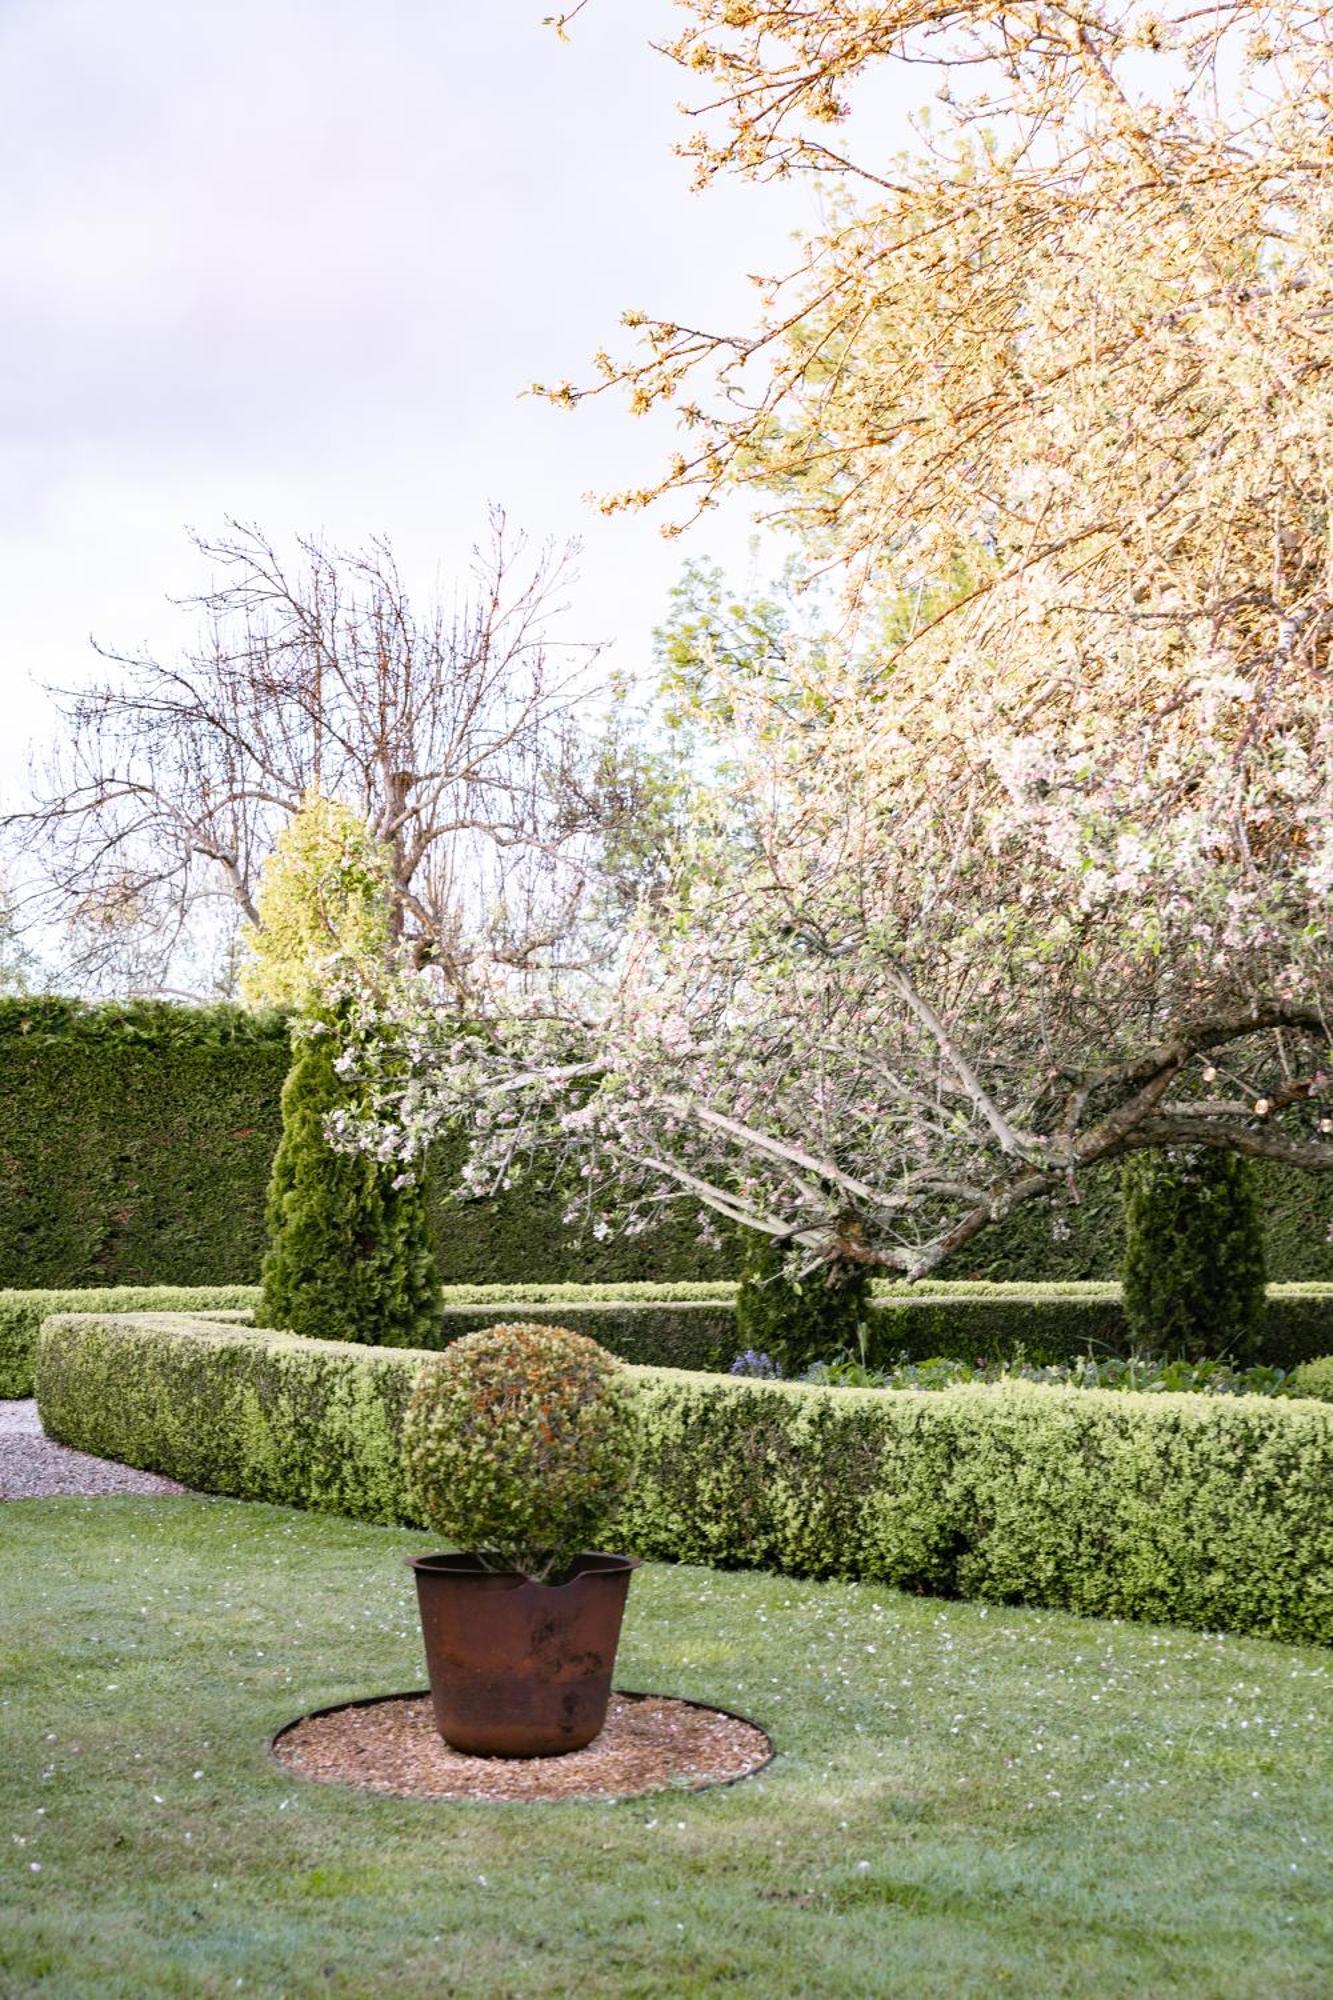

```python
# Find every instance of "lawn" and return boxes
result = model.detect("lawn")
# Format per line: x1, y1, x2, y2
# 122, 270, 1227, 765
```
1, 1499, 1330, 1999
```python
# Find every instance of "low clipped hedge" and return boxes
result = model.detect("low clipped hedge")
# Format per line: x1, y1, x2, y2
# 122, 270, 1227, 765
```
0, 1283, 737, 1399
449, 1279, 1331, 1372
0, 1286, 261, 1399
433, 1299, 733, 1372
35, 1312, 1333, 1646
864, 1282, 1333, 1370
5, 1277, 1331, 1397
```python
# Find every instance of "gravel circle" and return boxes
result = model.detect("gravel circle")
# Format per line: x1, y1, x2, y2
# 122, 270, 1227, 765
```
0, 1399, 191, 1499
272, 1690, 774, 1803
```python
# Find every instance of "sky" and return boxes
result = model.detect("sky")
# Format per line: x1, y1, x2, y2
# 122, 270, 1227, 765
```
0, 0, 866, 816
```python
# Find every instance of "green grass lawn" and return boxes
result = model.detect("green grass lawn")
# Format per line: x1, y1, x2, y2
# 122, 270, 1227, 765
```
1, 1499, 1330, 1998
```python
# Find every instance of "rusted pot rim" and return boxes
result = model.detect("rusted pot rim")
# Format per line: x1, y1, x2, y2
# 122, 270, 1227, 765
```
406, 1551, 640, 1589
267, 1687, 776, 1804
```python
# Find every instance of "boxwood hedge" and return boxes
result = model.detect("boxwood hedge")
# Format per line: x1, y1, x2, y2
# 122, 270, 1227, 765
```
1287, 1356, 1333, 1402
0, 1284, 739, 1399
464, 1281, 1333, 1371
35, 1312, 1333, 1646
863, 1282, 1333, 1371
4, 1277, 1331, 1398
0, 1286, 261, 1399
432, 1300, 735, 1372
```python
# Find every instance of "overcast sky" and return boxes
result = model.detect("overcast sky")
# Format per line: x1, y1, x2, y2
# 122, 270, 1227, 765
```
0, 0, 843, 804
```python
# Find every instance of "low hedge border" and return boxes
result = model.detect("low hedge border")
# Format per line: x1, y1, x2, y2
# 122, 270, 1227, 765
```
0, 1286, 262, 1399
435, 1281, 1333, 1372
0, 1286, 738, 1398
871, 1288, 1333, 1369
432, 1301, 734, 1372
34, 1312, 1333, 1647
5, 1279, 1332, 1397
883, 1282, 1333, 1369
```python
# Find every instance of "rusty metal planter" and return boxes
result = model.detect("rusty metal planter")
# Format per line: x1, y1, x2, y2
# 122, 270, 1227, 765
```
407, 1551, 639, 1758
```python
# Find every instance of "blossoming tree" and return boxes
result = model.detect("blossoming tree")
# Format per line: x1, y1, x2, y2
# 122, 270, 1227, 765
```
330, 0, 1331, 1276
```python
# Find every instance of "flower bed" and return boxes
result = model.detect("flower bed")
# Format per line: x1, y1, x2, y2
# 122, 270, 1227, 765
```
748, 1351, 1298, 1397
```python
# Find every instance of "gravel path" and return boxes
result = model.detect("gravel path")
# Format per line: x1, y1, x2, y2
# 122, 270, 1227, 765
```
0, 1399, 190, 1499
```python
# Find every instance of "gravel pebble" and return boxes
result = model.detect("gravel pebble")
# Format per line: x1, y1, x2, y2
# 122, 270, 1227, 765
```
0, 1399, 190, 1499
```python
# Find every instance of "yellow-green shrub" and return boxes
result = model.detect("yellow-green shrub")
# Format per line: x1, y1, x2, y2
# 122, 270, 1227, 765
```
35, 1312, 1333, 1646
404, 1324, 635, 1575
0, 1286, 259, 1399
1286, 1356, 1333, 1403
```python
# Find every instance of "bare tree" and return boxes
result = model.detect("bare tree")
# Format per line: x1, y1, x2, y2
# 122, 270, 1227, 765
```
7, 511, 625, 998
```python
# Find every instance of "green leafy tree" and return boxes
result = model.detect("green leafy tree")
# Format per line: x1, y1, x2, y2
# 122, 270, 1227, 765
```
1122, 1150, 1267, 1361
654, 558, 802, 734
0, 881, 40, 995
653, 555, 985, 737
257, 1009, 441, 1345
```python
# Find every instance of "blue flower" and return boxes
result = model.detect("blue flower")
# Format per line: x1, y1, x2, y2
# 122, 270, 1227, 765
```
728, 1349, 782, 1379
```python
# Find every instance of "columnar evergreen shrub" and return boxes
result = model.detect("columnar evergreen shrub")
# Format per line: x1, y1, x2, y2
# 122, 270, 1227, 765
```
258, 1015, 441, 1346
239, 794, 394, 1010
1122, 1148, 1267, 1359
734, 1231, 872, 1372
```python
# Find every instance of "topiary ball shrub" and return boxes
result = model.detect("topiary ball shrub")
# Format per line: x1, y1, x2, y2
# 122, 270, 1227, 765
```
403, 1323, 637, 1578
1286, 1355, 1333, 1402
1121, 1147, 1267, 1360
735, 1231, 872, 1374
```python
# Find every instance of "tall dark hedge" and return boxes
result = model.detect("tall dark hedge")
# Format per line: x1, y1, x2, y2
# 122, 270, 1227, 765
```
0, 998, 737, 1287
0, 997, 1330, 1287
0, 998, 291, 1287
1122, 1148, 1268, 1359
734, 1231, 872, 1370
256, 1018, 441, 1346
